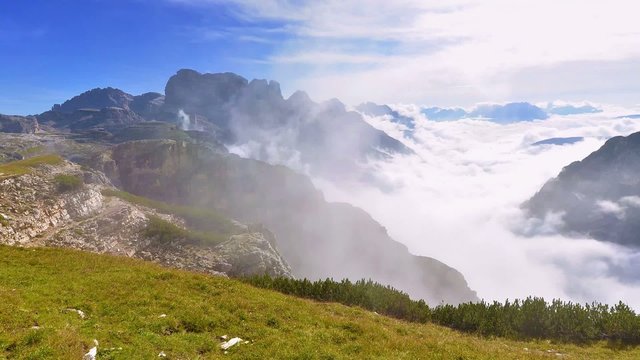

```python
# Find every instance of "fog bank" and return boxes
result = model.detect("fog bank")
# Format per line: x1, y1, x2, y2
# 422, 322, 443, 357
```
313, 108, 640, 305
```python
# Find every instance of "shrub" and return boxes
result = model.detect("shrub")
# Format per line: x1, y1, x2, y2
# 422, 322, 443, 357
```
54, 174, 83, 193
144, 216, 189, 246
245, 275, 640, 346
144, 215, 228, 247
101, 189, 240, 235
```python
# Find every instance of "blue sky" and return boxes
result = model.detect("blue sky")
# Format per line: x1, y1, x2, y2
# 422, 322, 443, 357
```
2, 0, 639, 115
0, 0, 285, 114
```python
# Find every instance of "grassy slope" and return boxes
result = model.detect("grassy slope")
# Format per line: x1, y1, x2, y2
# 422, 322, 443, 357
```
0, 155, 63, 179
0, 246, 637, 360
101, 189, 240, 235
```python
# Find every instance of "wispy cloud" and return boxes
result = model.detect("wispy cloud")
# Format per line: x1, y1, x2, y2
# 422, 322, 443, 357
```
269, 52, 388, 65
170, 0, 640, 107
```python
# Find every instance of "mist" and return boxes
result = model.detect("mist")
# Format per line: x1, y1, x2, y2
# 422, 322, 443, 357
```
230, 101, 640, 306
311, 106, 640, 306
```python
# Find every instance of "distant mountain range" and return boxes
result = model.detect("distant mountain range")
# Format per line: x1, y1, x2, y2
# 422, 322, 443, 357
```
616, 114, 640, 119
531, 137, 584, 146
357, 101, 603, 124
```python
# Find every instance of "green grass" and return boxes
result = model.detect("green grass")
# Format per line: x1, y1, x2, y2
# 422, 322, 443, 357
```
0, 155, 64, 179
18, 146, 45, 157
101, 189, 241, 235
53, 174, 84, 193
245, 277, 640, 346
145, 215, 228, 247
0, 245, 639, 359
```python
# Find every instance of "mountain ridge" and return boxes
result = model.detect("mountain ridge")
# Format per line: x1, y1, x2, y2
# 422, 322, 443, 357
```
525, 131, 640, 246
0, 69, 477, 305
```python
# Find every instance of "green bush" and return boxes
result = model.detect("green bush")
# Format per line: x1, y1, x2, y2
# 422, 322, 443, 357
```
245, 275, 640, 346
144, 215, 228, 247
53, 174, 83, 193
102, 189, 240, 235
144, 216, 188, 246
244, 276, 431, 324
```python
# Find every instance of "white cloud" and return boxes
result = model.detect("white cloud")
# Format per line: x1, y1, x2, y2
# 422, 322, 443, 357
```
172, 0, 640, 306
597, 200, 626, 219
621, 196, 640, 208
311, 110, 640, 305
172, 0, 640, 106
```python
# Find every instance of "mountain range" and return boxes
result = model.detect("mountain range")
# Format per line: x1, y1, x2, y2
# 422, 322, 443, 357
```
4, 68, 634, 305
357, 101, 602, 124
0, 69, 477, 305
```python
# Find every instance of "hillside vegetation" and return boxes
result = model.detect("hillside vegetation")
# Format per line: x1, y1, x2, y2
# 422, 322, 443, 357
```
0, 155, 63, 179
1, 246, 639, 359
246, 276, 640, 345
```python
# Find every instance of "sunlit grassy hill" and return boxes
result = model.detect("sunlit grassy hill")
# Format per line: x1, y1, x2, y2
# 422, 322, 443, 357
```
0, 245, 637, 359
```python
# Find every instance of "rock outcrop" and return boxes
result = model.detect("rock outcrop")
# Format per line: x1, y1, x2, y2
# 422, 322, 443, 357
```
38, 107, 145, 130
51, 87, 134, 113
130, 92, 165, 119
0, 114, 39, 133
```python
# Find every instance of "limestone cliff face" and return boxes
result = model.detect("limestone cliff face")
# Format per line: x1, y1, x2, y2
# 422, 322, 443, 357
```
0, 153, 292, 278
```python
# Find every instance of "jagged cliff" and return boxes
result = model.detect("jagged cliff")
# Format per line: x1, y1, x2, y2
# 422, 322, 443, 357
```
0, 114, 39, 133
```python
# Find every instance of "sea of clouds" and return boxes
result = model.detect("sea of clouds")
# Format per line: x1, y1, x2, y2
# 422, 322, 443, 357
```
312, 104, 640, 306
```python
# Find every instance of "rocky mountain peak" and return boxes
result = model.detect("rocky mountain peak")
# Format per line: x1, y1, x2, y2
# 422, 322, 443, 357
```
286, 90, 314, 109
525, 130, 640, 246
52, 87, 134, 113
164, 69, 248, 112
246, 79, 283, 101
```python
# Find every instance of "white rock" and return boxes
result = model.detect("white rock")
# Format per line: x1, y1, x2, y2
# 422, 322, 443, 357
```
220, 337, 243, 350
67, 308, 86, 319
83, 340, 98, 360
